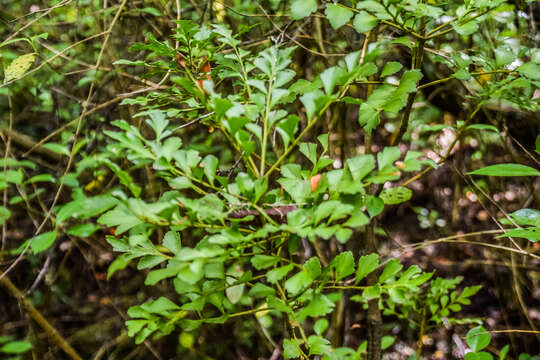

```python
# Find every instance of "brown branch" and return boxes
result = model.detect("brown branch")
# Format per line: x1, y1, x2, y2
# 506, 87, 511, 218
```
0, 125, 64, 161
0, 270, 83, 360
228, 205, 297, 221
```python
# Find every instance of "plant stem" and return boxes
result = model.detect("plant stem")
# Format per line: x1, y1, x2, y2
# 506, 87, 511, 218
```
365, 219, 382, 360
260, 72, 274, 176
416, 307, 427, 360
391, 16, 426, 146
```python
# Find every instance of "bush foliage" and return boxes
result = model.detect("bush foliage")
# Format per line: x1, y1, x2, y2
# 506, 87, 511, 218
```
0, 1, 539, 359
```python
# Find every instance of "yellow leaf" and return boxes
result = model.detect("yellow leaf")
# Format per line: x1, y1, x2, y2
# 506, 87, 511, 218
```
4, 53, 36, 83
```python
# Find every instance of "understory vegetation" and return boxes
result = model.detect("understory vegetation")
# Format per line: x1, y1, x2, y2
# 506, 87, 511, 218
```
0, 0, 539, 359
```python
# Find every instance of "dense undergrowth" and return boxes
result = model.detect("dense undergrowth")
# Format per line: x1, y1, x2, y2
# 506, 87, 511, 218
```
0, 1, 539, 359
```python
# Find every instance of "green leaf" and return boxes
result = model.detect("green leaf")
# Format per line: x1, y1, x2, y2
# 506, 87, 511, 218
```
499, 345, 509, 360
57, 195, 118, 223
453, 20, 478, 35
267, 295, 294, 314
466, 124, 499, 133
347, 155, 375, 181
107, 254, 131, 279
358, 103, 381, 134
392, 36, 412, 48
380, 61, 403, 78
146, 109, 169, 139
468, 164, 540, 177
535, 134, 540, 155
365, 196, 384, 217
356, 0, 391, 19
381, 336, 395, 350
283, 338, 303, 359
138, 255, 167, 270
297, 293, 335, 322
380, 187, 412, 205
226, 273, 245, 304
4, 53, 35, 82
169, 176, 193, 190
179, 332, 195, 349
202, 155, 218, 185
145, 266, 180, 286
308, 334, 331, 355
251, 255, 280, 270
305, 257, 322, 278
457, 285, 481, 304
314, 318, 328, 335
380, 71, 422, 114
378, 259, 403, 283
509, 209, 540, 226
30, 231, 57, 254
494, 46, 516, 68
466, 326, 491, 352
113, 59, 147, 66
331, 251, 355, 281
454, 68, 471, 80
378, 146, 401, 170
517, 62, 540, 81
27, 174, 55, 183
5, 169, 23, 184
177, 260, 205, 285
465, 352, 494, 360
163, 231, 181, 254
277, 115, 300, 149
248, 283, 275, 297
299, 142, 318, 164
267, 264, 294, 283
290, 79, 322, 94
67, 223, 100, 237
497, 227, 540, 242
300, 90, 325, 121
353, 11, 379, 33
291, 0, 317, 20
43, 142, 69, 156
362, 284, 381, 300
204, 262, 224, 279
320, 66, 346, 95
325, 3, 354, 30
285, 270, 312, 295
315, 200, 353, 224
0, 205, 11, 225
356, 253, 378, 284
398, 69, 423, 93
0, 340, 32, 354
139, 7, 161, 16
144, 296, 180, 312
98, 203, 143, 234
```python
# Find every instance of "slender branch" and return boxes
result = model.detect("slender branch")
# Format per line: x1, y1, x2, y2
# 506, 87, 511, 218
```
426, 8, 496, 39
417, 70, 514, 90
260, 63, 275, 175
0, 125, 64, 161
0, 270, 84, 360
390, 16, 426, 146
416, 308, 426, 360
